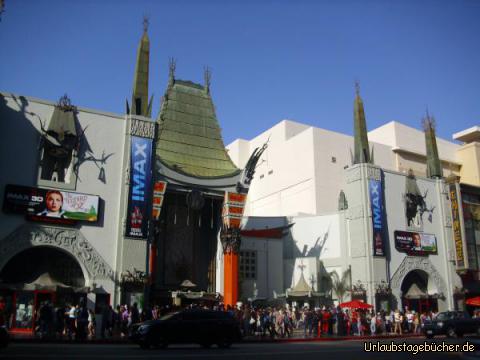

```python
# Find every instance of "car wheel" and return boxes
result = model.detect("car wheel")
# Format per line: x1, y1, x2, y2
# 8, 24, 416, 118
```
155, 337, 168, 349
217, 339, 232, 348
446, 327, 456, 338
139, 340, 151, 349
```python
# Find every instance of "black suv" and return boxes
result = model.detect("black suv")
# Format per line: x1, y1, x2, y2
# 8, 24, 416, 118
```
130, 309, 242, 349
423, 311, 480, 338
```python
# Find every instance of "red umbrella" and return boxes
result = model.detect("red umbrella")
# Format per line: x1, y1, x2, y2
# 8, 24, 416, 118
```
466, 297, 480, 306
339, 300, 373, 309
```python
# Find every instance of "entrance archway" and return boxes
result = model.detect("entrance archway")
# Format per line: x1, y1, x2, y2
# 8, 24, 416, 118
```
1, 246, 86, 287
0, 246, 87, 332
401, 269, 438, 313
390, 256, 448, 311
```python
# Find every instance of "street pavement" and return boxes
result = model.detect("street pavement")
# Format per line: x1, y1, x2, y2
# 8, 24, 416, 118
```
1, 337, 479, 360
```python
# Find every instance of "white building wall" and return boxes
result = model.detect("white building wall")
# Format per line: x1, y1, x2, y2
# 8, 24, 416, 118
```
0, 93, 128, 296
228, 119, 462, 218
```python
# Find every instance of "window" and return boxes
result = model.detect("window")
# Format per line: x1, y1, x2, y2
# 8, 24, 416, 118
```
259, 174, 264, 179
268, 170, 273, 175
331, 156, 336, 163
239, 251, 257, 279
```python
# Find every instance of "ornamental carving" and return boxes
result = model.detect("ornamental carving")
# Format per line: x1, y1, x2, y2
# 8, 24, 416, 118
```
390, 256, 446, 300
130, 119, 155, 139
0, 224, 114, 281
220, 227, 241, 254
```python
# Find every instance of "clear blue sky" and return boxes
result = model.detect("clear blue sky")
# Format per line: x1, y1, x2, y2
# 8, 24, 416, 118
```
1, 0, 479, 145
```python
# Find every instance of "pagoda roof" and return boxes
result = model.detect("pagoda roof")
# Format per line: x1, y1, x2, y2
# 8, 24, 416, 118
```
156, 78, 240, 179
292, 273, 313, 293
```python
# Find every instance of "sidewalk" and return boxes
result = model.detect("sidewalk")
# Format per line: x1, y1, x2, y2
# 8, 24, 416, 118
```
8, 329, 425, 345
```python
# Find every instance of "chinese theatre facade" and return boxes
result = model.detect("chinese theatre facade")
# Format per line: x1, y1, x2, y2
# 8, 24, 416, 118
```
149, 62, 263, 306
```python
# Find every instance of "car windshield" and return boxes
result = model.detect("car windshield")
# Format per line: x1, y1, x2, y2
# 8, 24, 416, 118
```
159, 312, 179, 321
436, 313, 450, 321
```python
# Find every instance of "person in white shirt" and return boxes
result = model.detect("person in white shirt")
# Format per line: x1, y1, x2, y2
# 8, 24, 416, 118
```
406, 310, 414, 333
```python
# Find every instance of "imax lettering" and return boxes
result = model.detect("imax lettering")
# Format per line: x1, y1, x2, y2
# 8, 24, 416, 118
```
134, 143, 147, 158
132, 174, 145, 201
373, 206, 382, 229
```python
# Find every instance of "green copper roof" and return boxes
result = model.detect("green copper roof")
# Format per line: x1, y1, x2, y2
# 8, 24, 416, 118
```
156, 78, 240, 178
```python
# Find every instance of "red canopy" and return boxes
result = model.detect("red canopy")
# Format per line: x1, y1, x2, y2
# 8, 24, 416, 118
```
466, 297, 480, 306
339, 300, 373, 309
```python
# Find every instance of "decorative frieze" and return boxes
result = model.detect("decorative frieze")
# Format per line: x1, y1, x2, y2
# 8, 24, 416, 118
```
0, 224, 114, 281
130, 118, 155, 139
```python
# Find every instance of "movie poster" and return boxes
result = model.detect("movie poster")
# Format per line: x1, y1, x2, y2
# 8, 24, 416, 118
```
394, 230, 437, 255
3, 184, 99, 224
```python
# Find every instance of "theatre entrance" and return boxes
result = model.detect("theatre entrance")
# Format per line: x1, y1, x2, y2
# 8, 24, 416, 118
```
0, 246, 87, 332
151, 191, 223, 303
401, 269, 438, 313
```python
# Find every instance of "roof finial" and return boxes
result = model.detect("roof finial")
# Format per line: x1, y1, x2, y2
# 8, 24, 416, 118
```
355, 80, 360, 97
142, 15, 149, 33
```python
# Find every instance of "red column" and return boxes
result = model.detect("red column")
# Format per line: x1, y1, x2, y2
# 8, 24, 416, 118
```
224, 252, 239, 307
149, 244, 157, 285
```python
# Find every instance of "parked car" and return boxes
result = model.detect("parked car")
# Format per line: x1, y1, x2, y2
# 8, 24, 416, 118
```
423, 311, 480, 338
0, 326, 8, 348
130, 309, 242, 349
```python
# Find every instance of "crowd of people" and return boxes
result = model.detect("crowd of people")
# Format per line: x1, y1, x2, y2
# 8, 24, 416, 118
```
12, 300, 144, 340
217, 304, 439, 338
0, 294, 454, 340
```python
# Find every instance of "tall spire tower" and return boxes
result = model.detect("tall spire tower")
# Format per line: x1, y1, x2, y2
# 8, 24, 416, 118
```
128, 16, 152, 117
353, 81, 372, 164
423, 110, 443, 179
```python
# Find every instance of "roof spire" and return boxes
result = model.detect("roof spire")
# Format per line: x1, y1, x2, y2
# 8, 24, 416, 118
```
168, 57, 176, 88
353, 81, 372, 164
128, 16, 151, 117
204, 66, 211, 95
422, 109, 443, 179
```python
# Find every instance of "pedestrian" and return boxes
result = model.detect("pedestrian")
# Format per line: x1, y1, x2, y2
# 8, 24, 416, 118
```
88, 309, 96, 339
77, 301, 89, 341
413, 312, 420, 334
67, 304, 77, 340
393, 310, 401, 335
370, 313, 376, 335
406, 310, 414, 333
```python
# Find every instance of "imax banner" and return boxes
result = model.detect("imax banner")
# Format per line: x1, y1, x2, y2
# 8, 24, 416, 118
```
369, 170, 385, 257
125, 136, 153, 239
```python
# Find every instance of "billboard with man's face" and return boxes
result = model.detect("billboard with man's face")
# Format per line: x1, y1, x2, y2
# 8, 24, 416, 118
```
394, 230, 437, 256
3, 184, 100, 224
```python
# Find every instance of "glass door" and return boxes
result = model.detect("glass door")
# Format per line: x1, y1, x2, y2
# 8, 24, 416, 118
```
13, 291, 35, 331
